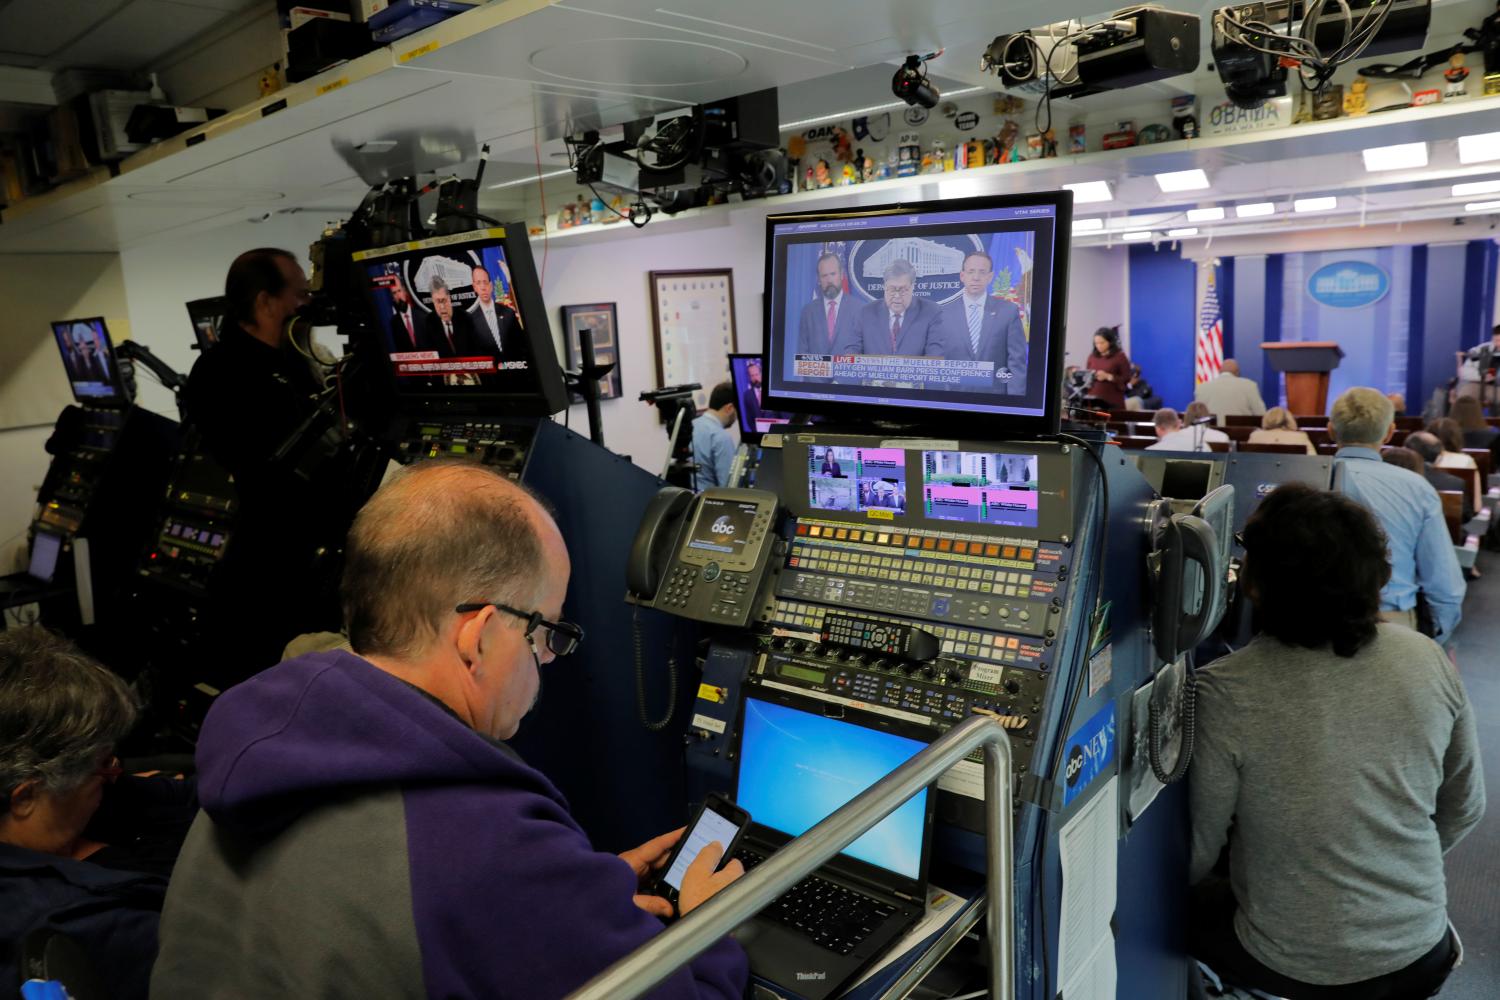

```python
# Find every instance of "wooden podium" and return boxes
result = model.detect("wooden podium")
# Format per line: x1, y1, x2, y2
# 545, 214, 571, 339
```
1262, 342, 1345, 415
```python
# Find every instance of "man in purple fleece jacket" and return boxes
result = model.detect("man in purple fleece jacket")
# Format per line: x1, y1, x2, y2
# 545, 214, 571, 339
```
150, 463, 748, 999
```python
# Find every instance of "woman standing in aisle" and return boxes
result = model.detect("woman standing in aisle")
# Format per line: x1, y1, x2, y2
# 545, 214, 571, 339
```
1085, 326, 1132, 413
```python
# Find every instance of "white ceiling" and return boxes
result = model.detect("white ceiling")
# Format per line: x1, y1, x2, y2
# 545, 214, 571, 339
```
0, 0, 259, 73
4, 0, 1500, 252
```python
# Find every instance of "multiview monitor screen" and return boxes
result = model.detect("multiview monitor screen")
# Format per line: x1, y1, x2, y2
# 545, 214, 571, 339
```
352, 227, 568, 416
51, 317, 128, 407
761, 192, 1070, 433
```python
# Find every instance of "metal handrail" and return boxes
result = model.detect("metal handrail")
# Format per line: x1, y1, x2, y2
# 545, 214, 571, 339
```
567, 714, 1015, 1000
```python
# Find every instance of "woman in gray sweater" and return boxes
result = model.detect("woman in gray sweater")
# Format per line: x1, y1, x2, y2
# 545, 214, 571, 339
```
1189, 483, 1484, 999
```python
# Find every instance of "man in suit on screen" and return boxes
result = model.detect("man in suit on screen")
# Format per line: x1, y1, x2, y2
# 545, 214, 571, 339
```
837, 259, 945, 357
423, 277, 479, 358
796, 252, 861, 357
930, 251, 1028, 394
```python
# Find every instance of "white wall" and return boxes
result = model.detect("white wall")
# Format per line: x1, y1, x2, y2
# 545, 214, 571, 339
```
1063, 245, 1129, 363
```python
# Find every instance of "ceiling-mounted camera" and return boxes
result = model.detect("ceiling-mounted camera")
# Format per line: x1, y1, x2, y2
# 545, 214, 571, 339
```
982, 9, 1199, 99
892, 51, 942, 108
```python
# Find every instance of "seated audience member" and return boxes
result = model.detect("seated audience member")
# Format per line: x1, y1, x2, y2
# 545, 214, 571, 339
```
1126, 363, 1163, 410
1331, 388, 1465, 639
1451, 396, 1499, 455
1247, 407, 1316, 454
151, 463, 747, 999
1406, 432, 1476, 520
1380, 446, 1422, 475
1190, 484, 1483, 1000
1193, 359, 1267, 419
0, 628, 167, 1000
1149, 403, 1230, 452
1427, 417, 1480, 478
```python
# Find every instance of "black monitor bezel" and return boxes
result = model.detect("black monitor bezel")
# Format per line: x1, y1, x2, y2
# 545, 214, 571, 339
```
51, 316, 128, 408
759, 189, 1072, 436
352, 225, 569, 418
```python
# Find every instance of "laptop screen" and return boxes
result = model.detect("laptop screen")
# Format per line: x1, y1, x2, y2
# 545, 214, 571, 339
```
737, 696, 929, 881
28, 532, 61, 583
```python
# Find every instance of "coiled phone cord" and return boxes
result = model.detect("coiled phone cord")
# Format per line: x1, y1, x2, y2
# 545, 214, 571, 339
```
633, 605, 678, 731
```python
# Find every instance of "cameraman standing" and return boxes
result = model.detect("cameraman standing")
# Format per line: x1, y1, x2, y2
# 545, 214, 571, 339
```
182, 249, 363, 678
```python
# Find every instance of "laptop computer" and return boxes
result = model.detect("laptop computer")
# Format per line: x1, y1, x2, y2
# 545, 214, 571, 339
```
0, 532, 64, 600
730, 690, 935, 1000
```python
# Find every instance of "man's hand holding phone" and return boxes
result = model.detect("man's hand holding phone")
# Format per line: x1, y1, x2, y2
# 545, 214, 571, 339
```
678, 840, 745, 916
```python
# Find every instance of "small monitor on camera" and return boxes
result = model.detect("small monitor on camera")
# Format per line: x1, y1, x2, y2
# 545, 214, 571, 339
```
51, 317, 128, 408
760, 191, 1071, 434
353, 226, 568, 416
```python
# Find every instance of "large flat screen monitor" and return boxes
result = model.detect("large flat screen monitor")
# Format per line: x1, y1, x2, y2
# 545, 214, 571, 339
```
51, 317, 128, 407
352, 226, 567, 416
761, 191, 1070, 433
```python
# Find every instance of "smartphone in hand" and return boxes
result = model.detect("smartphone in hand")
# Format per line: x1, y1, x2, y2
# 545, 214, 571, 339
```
655, 793, 751, 912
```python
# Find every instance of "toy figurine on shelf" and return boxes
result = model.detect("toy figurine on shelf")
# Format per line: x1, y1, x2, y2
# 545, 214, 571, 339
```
831, 126, 854, 162
995, 120, 1024, 163
1068, 123, 1087, 154
926, 137, 947, 173
841, 162, 857, 185
1344, 77, 1369, 116
814, 158, 833, 188
805, 165, 816, 190
1446, 52, 1470, 98
897, 134, 919, 176
557, 201, 576, 229
1313, 84, 1343, 120
1171, 95, 1198, 139
863, 153, 876, 182
575, 195, 592, 226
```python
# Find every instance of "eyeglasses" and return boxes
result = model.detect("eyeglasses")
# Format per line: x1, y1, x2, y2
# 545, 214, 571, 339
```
454, 602, 585, 657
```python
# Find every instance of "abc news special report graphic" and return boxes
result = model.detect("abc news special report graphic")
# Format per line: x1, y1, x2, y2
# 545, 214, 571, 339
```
360, 233, 533, 387
768, 203, 1059, 420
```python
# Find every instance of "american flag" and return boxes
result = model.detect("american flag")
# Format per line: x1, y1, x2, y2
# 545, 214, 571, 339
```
1196, 268, 1224, 384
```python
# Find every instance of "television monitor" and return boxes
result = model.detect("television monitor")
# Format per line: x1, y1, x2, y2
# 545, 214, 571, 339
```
186, 297, 226, 352
27, 531, 62, 584
761, 191, 1070, 434
51, 317, 128, 407
352, 226, 567, 416
728, 353, 794, 435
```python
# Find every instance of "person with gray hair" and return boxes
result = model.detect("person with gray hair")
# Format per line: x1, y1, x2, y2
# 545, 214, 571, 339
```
1148, 404, 1229, 452
840, 253, 947, 356
423, 272, 479, 357
0, 627, 167, 1000
152, 462, 748, 1000
1331, 387, 1466, 639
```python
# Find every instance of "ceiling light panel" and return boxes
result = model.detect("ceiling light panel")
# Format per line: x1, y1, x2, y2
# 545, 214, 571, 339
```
1155, 169, 1210, 192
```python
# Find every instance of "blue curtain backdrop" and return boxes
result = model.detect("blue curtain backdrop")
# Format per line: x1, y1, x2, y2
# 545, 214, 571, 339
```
1127, 244, 1197, 410
1126, 239, 1499, 414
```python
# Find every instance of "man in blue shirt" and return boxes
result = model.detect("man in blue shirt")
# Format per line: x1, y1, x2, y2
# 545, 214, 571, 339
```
691, 382, 738, 491
1330, 387, 1466, 640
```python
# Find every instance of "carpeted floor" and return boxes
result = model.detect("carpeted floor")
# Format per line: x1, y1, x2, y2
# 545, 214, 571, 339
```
1439, 549, 1499, 999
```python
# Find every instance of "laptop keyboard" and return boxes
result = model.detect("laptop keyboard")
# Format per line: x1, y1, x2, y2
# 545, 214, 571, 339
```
737, 849, 898, 956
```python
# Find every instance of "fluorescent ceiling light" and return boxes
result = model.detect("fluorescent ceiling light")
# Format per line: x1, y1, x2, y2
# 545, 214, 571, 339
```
1235, 202, 1275, 218
1362, 141, 1427, 172
1063, 181, 1113, 203
1186, 206, 1225, 222
1072, 218, 1104, 232
1458, 132, 1500, 164
1155, 169, 1210, 192
778, 86, 983, 130
1465, 200, 1500, 212
1166, 227, 1199, 238
1453, 179, 1500, 197
488, 168, 573, 190
1122, 231, 1152, 241
1294, 196, 1337, 213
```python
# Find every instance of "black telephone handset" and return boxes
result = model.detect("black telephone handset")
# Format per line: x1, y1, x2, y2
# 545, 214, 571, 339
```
627, 487, 694, 602
625, 486, 781, 628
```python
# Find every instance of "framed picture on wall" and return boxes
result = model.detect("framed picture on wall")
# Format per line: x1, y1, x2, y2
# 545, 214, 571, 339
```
561, 302, 622, 401
649, 268, 738, 414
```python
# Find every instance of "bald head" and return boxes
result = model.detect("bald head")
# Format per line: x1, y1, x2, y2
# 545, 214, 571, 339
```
1221, 359, 1240, 376
1405, 431, 1443, 464
342, 462, 566, 660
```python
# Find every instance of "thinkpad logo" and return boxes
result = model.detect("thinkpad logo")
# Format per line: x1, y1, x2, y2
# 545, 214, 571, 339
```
795, 971, 827, 981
